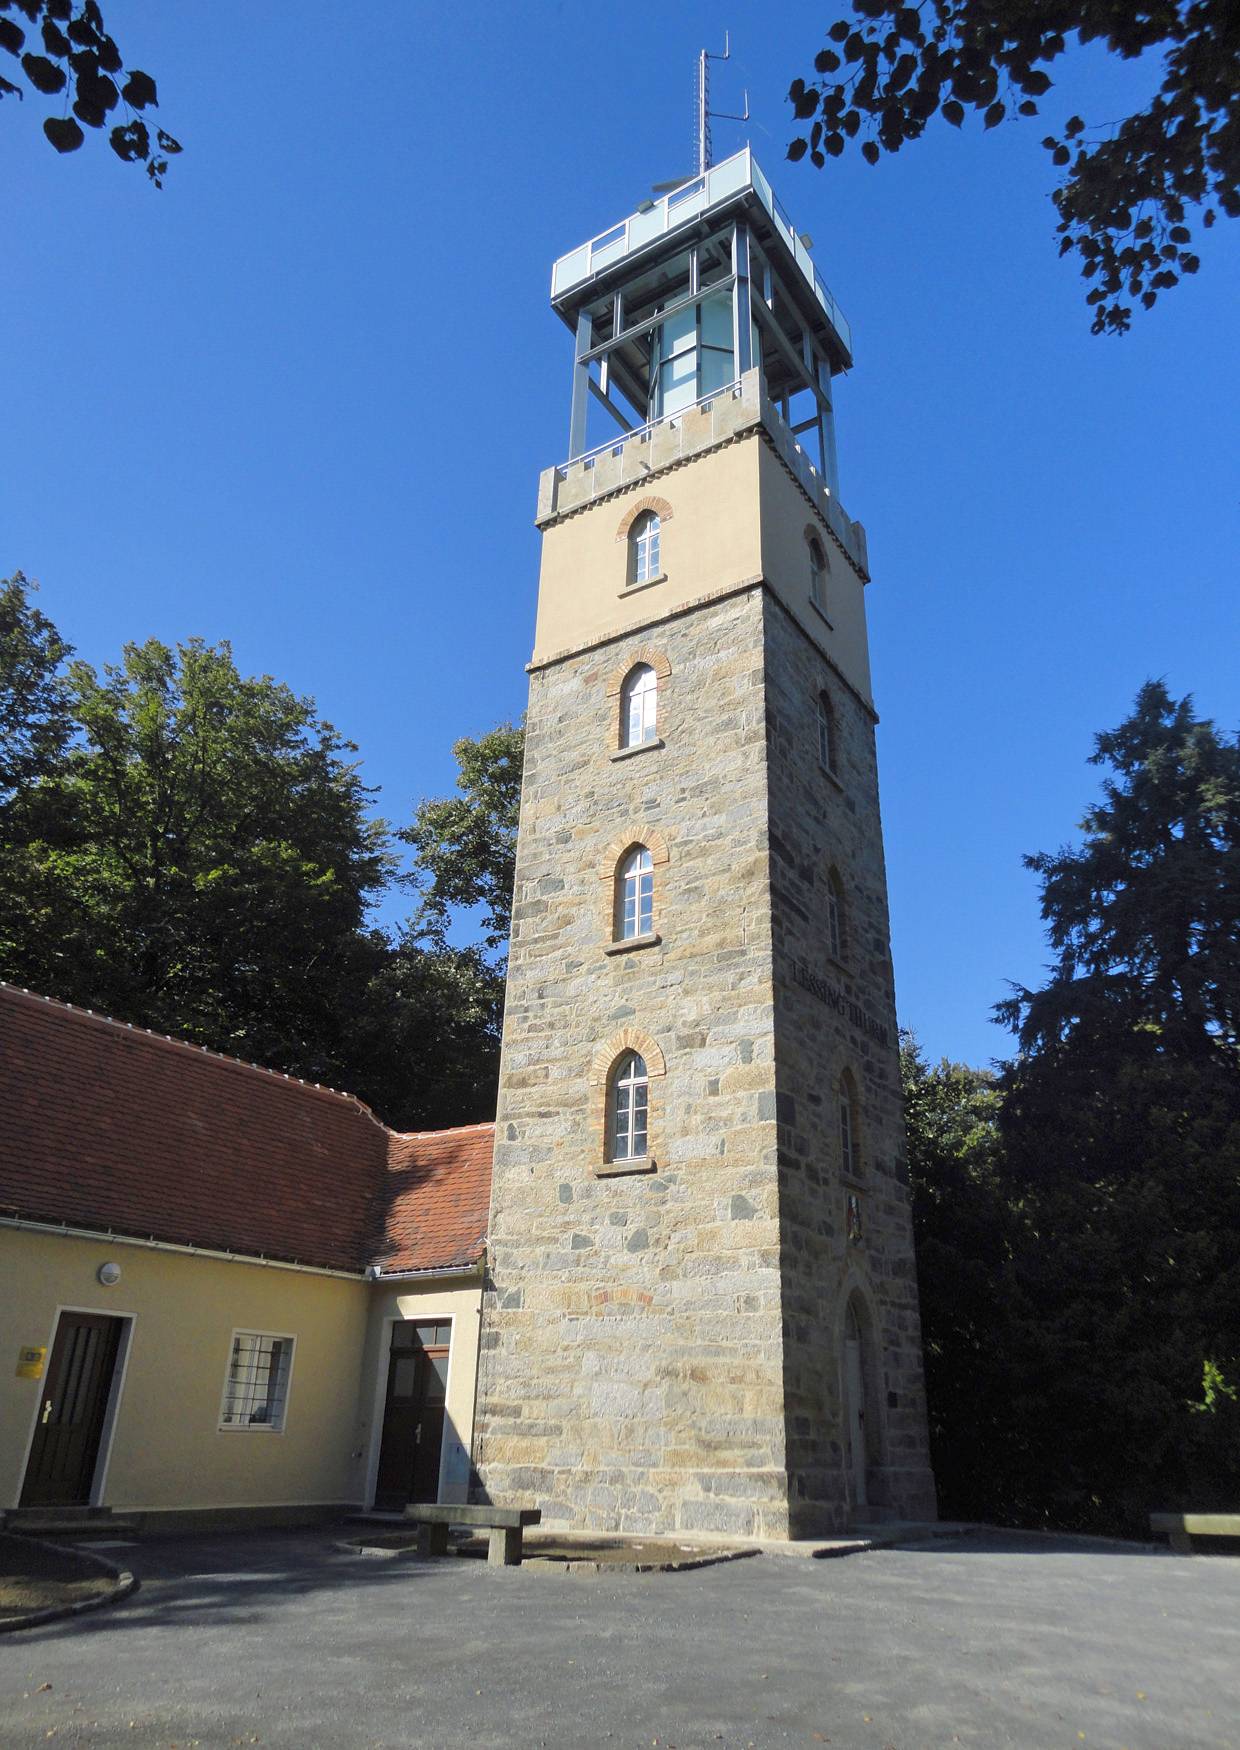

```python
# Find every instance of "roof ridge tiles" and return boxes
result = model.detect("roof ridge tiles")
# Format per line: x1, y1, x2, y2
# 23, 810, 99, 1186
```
0, 982, 384, 1125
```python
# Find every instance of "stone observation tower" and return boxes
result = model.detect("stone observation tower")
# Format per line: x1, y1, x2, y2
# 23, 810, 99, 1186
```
472, 148, 936, 1537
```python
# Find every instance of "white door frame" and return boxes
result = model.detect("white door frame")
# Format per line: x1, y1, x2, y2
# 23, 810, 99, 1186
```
14, 1305, 135, 1510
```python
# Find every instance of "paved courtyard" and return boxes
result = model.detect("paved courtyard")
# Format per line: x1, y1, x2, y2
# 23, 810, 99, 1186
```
1, 1528, 1237, 1748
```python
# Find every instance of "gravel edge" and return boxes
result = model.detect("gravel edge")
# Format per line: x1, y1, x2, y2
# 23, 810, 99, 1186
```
0, 1534, 139, 1634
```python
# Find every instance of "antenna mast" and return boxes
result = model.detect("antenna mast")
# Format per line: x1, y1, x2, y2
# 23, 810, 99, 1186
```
696, 33, 750, 175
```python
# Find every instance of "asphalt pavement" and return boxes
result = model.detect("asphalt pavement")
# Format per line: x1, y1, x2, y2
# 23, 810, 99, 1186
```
1, 1526, 1237, 1748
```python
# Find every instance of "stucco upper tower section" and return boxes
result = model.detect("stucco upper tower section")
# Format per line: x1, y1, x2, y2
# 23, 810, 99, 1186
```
528, 150, 875, 709
532, 372, 875, 709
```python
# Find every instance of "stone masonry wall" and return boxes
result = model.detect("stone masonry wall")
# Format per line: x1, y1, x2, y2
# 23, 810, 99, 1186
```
763, 593, 937, 1532
474, 586, 793, 1539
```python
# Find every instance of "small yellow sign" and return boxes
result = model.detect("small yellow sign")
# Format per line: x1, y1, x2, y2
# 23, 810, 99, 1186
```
16, 1346, 46, 1380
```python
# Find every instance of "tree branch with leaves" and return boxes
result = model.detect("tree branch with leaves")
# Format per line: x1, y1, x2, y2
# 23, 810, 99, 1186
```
0, 0, 178, 182
788, 1, 1240, 333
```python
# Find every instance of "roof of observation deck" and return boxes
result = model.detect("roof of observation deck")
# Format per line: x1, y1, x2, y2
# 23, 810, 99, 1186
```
549, 147, 853, 372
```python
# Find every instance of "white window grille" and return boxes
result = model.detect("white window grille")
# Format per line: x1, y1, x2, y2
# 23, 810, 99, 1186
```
220, 1332, 294, 1430
840, 1079, 858, 1178
630, 513, 661, 584
611, 1052, 649, 1161
621, 664, 658, 748
618, 845, 654, 939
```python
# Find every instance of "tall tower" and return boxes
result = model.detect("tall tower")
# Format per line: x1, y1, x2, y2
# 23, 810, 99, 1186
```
474, 151, 935, 1538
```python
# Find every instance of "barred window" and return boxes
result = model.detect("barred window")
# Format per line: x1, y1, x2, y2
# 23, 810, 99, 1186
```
610, 1052, 649, 1162
220, 1332, 294, 1431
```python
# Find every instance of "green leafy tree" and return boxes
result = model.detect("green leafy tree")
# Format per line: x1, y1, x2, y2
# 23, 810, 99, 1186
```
901, 1035, 1022, 1521
0, 571, 71, 803
0, 0, 178, 181
788, 2, 1240, 332
0, 579, 519, 1132
998, 680, 1240, 1059
991, 682, 1240, 1532
400, 722, 524, 964
4, 633, 393, 1080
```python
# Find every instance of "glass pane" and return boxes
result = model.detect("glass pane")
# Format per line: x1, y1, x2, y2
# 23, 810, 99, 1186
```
425, 1353, 450, 1403
699, 292, 733, 349
392, 1356, 418, 1398
660, 303, 696, 352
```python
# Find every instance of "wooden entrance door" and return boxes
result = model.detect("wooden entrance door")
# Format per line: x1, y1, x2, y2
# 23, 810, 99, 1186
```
21, 1312, 124, 1508
373, 1321, 451, 1511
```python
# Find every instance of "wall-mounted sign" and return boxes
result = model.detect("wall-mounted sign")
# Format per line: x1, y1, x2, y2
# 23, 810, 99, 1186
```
846, 1193, 864, 1247
792, 960, 889, 1047
16, 1345, 46, 1380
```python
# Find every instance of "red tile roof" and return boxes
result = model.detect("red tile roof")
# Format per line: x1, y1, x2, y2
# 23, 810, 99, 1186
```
0, 984, 493, 1277
375, 1124, 494, 1274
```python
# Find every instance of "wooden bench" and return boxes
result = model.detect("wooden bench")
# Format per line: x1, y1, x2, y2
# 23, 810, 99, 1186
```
402, 1502, 541, 1567
1150, 1512, 1240, 1553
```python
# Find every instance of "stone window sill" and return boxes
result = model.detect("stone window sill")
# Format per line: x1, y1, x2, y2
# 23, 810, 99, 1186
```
819, 760, 844, 791
604, 932, 662, 956
620, 573, 667, 598
841, 1171, 865, 1192
809, 597, 834, 630
596, 1156, 657, 1178
610, 737, 665, 762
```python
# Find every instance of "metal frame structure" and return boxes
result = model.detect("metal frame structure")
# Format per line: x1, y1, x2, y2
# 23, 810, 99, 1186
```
552, 148, 850, 498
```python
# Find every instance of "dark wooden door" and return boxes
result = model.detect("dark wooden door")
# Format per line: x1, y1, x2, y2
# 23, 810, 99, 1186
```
21, 1313, 123, 1508
373, 1321, 450, 1511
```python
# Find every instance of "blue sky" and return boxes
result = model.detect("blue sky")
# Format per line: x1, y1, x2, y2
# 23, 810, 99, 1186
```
5, 1, 1237, 1068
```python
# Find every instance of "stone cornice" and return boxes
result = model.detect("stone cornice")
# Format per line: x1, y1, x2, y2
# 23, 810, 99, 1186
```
526, 575, 880, 725
536, 421, 870, 586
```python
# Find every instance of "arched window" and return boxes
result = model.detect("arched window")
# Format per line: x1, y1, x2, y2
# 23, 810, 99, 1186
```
808, 534, 828, 612
616, 845, 654, 940
629, 512, 661, 585
610, 1052, 649, 1162
839, 1071, 860, 1178
620, 663, 658, 748
826, 866, 846, 963
816, 690, 837, 774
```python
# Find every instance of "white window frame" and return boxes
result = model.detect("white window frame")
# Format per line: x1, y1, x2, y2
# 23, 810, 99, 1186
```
621, 664, 658, 748
610, 1052, 649, 1162
630, 513, 661, 584
618, 846, 654, 940
218, 1329, 297, 1434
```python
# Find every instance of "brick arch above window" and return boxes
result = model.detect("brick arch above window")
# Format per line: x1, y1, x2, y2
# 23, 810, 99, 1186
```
605, 647, 672, 699
589, 1029, 667, 1087
615, 494, 675, 542
597, 826, 670, 882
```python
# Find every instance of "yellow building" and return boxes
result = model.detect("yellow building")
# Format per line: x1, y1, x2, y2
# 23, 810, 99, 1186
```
0, 983, 492, 1533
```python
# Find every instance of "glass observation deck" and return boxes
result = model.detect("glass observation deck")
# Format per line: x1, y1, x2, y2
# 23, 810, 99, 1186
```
551, 148, 851, 362
549, 148, 851, 490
